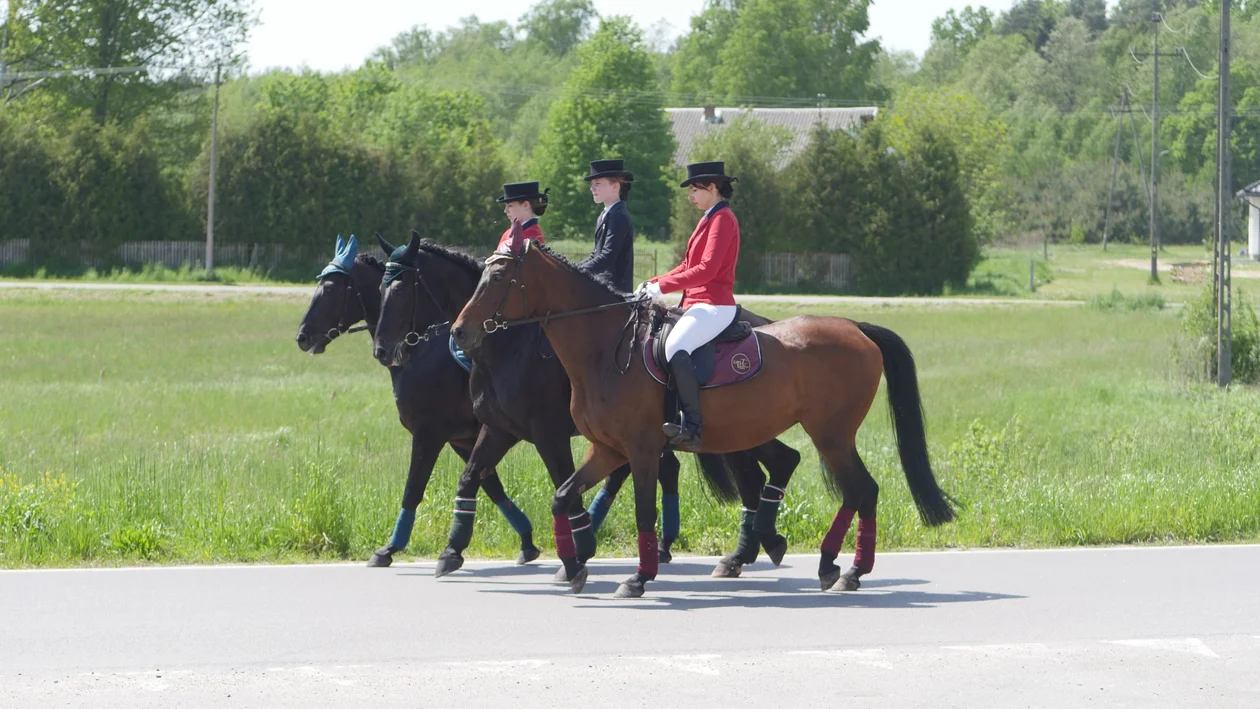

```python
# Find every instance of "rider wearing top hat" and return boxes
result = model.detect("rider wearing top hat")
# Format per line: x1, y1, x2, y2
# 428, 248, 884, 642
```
495, 181, 549, 251
635, 161, 740, 452
578, 159, 636, 293
450, 181, 551, 371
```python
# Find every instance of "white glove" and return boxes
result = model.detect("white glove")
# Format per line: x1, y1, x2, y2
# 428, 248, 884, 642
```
635, 281, 662, 301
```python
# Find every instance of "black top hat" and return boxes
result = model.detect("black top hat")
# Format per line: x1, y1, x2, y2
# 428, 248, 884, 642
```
496, 181, 548, 203
679, 161, 738, 188
583, 159, 635, 182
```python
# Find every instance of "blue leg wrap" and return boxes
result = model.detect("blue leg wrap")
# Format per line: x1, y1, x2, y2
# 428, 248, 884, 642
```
587, 487, 615, 533
388, 508, 416, 550
661, 493, 680, 542
495, 499, 533, 538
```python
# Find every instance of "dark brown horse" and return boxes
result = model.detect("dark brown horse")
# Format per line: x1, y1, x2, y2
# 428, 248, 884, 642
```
451, 229, 955, 598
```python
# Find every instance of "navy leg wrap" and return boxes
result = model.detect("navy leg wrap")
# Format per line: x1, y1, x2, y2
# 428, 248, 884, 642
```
388, 508, 416, 550
447, 497, 477, 552
587, 487, 615, 533
495, 499, 533, 538
734, 508, 758, 563
661, 493, 680, 543
569, 511, 596, 562
754, 484, 784, 536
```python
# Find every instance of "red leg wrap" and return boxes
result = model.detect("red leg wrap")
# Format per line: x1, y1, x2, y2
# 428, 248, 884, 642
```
553, 514, 575, 559
821, 507, 857, 557
854, 517, 877, 572
637, 530, 659, 579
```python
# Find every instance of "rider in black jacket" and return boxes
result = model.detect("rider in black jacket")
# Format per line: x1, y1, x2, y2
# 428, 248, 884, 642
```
578, 159, 636, 293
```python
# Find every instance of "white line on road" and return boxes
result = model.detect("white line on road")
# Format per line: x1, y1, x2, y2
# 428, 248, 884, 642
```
1107, 638, 1219, 658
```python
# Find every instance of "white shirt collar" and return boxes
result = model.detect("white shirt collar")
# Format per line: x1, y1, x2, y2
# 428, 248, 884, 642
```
601, 200, 623, 216
705, 203, 721, 217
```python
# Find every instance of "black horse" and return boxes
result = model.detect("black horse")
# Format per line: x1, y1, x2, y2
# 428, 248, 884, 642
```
296, 237, 539, 568
372, 232, 805, 583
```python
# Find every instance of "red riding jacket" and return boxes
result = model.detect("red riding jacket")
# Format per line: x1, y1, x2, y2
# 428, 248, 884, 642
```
497, 218, 545, 251
651, 202, 739, 307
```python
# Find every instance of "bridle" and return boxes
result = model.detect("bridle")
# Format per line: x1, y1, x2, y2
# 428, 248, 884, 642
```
319, 266, 371, 342
383, 260, 455, 347
481, 242, 649, 374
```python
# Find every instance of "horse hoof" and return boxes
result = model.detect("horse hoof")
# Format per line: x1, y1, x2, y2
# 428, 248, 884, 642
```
819, 569, 841, 591
830, 569, 863, 592
517, 546, 541, 566
614, 579, 645, 599
553, 566, 570, 582
569, 566, 589, 594
764, 537, 788, 567
658, 547, 673, 564
434, 552, 464, 578
366, 546, 396, 568
711, 558, 742, 578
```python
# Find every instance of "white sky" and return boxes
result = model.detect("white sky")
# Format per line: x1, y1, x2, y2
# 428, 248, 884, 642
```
245, 0, 1039, 74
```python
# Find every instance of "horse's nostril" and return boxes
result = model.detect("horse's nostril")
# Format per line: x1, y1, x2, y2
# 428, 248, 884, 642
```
297, 332, 309, 344
373, 346, 387, 361
452, 324, 464, 339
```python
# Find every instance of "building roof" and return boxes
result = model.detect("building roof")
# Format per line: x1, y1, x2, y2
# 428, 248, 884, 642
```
1237, 179, 1260, 199
664, 106, 879, 168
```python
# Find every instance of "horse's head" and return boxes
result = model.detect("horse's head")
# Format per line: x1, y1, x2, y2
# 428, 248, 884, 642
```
297, 234, 362, 354
451, 220, 536, 352
373, 230, 466, 367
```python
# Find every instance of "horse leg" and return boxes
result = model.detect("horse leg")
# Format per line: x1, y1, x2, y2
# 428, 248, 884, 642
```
614, 447, 662, 599
712, 451, 763, 578
477, 458, 541, 566
552, 443, 625, 593
588, 464, 629, 535
812, 445, 878, 592
530, 433, 585, 582
435, 425, 519, 578
368, 432, 442, 568
657, 451, 681, 563
751, 439, 802, 566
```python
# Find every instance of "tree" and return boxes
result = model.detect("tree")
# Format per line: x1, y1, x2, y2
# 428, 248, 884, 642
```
1067, 0, 1109, 36
669, 1, 741, 101
518, 0, 598, 56
931, 5, 995, 57
3, 0, 256, 125
996, 0, 1065, 51
531, 16, 677, 240
713, 0, 883, 102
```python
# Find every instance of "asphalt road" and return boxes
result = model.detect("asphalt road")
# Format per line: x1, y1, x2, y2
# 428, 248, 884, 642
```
2, 545, 1258, 708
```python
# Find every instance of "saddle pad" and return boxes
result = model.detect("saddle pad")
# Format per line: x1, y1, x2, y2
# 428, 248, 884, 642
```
644, 332, 763, 389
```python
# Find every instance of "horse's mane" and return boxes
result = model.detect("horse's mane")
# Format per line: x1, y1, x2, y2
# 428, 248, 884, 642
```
355, 253, 384, 271
418, 240, 483, 279
533, 242, 629, 300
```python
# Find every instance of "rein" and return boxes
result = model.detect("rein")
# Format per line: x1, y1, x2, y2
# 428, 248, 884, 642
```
483, 247, 649, 375
385, 260, 455, 347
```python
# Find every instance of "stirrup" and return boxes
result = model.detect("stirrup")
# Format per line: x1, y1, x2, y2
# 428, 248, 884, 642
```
663, 418, 702, 451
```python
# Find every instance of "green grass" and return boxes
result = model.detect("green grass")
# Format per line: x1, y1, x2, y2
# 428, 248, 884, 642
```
1, 289, 1258, 568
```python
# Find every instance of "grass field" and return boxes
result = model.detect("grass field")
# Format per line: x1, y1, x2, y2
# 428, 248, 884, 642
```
2, 281, 1258, 568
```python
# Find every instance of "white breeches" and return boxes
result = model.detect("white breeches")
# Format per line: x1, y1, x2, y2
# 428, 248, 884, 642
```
664, 304, 738, 361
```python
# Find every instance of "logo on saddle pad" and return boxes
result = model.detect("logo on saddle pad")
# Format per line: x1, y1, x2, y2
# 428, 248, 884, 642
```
731, 353, 752, 374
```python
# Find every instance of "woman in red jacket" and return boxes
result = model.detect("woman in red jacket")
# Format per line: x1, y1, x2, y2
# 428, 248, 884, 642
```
495, 181, 549, 251
635, 161, 739, 452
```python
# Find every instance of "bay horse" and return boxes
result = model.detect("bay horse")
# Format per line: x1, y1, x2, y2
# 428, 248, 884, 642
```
451, 226, 955, 598
296, 236, 539, 568
372, 231, 803, 580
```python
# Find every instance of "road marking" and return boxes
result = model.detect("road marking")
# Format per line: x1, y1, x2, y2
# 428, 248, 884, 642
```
943, 643, 1051, 656
790, 649, 893, 668
627, 654, 722, 676
1107, 638, 1218, 658
444, 659, 550, 673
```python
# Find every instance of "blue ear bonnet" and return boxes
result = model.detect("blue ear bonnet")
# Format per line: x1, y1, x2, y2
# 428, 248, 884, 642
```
382, 244, 419, 286
317, 234, 359, 280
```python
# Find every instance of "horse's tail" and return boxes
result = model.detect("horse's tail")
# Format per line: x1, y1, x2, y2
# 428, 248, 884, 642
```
694, 453, 740, 503
856, 322, 955, 526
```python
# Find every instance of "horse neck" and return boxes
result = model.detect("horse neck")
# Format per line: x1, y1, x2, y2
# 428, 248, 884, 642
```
352, 260, 383, 337
529, 251, 630, 387
426, 251, 480, 323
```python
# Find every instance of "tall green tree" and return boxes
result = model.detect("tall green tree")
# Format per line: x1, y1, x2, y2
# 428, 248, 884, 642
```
2, 0, 256, 125
531, 16, 677, 240
518, 0, 598, 56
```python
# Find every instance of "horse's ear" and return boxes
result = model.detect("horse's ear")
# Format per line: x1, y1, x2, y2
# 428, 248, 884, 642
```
507, 218, 524, 255
335, 234, 345, 256
344, 234, 359, 262
405, 230, 420, 256
376, 232, 396, 257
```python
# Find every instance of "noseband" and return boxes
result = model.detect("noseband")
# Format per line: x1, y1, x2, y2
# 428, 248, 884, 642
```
319, 266, 370, 342
383, 261, 454, 347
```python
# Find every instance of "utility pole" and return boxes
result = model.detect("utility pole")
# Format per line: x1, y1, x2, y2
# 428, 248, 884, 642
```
206, 62, 221, 274
1131, 15, 1179, 282
1102, 88, 1128, 252
1217, 2, 1232, 387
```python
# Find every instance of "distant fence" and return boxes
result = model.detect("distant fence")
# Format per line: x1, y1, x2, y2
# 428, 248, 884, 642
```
2, 239, 852, 291
761, 252, 853, 291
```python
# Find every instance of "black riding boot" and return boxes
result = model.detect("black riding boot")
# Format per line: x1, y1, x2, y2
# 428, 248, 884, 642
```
663, 350, 703, 452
